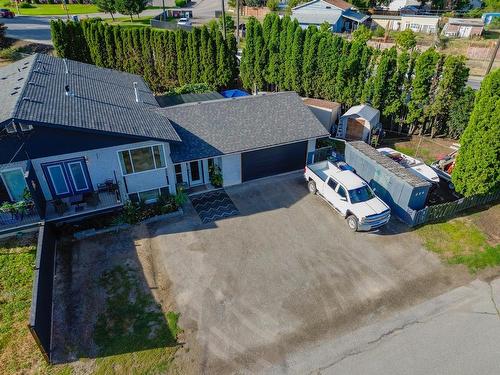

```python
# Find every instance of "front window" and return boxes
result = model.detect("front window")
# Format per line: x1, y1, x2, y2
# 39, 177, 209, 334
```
119, 145, 166, 175
349, 185, 375, 204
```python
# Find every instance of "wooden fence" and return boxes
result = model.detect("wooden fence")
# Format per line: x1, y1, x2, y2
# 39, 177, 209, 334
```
411, 190, 500, 226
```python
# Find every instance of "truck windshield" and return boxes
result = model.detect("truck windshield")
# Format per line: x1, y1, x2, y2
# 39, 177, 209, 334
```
349, 185, 375, 203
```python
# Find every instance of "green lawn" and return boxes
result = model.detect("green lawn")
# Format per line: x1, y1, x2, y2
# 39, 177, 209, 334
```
0, 237, 70, 374
394, 145, 434, 165
9, 4, 100, 15
104, 16, 154, 28
417, 217, 500, 273
92, 265, 181, 374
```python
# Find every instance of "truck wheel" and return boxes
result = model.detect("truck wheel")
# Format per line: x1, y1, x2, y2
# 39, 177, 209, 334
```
308, 180, 317, 194
346, 215, 359, 232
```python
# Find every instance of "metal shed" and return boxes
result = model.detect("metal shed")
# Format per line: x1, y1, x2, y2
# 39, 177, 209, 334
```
345, 141, 432, 225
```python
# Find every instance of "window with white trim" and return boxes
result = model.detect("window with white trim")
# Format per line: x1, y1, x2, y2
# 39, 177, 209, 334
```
118, 145, 166, 175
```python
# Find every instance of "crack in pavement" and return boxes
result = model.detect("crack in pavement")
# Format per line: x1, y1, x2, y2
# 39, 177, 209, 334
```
310, 320, 423, 374
488, 282, 500, 320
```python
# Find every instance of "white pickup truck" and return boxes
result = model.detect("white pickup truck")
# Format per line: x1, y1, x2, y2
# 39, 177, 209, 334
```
305, 161, 391, 231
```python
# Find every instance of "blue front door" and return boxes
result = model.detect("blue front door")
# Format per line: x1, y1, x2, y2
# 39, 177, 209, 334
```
42, 158, 92, 198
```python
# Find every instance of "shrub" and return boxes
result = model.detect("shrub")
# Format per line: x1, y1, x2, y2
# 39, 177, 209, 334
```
266, 0, 278, 11
373, 26, 385, 38
19, 2, 35, 8
175, 0, 187, 7
0, 47, 22, 61
0, 22, 6, 48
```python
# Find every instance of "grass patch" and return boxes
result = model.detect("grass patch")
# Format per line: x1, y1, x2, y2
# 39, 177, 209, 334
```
394, 144, 434, 165
0, 237, 70, 374
8, 4, 100, 15
104, 16, 154, 28
93, 265, 181, 374
417, 218, 500, 273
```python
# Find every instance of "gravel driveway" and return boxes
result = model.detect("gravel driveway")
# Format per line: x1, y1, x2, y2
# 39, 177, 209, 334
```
150, 172, 471, 374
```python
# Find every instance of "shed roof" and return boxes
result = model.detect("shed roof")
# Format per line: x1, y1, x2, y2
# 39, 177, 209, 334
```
303, 98, 341, 110
341, 104, 379, 122
0, 54, 180, 142
155, 91, 224, 107
447, 18, 484, 26
293, 0, 352, 11
348, 141, 431, 188
342, 9, 369, 22
159, 92, 330, 163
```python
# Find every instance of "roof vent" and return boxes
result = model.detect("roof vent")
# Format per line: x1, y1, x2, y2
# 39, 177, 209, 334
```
133, 82, 140, 103
10, 91, 18, 95
65, 85, 75, 97
22, 97, 30, 102
63, 58, 69, 74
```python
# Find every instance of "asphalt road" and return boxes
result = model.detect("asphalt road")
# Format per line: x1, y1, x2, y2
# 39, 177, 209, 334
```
263, 278, 500, 374
1, 0, 223, 45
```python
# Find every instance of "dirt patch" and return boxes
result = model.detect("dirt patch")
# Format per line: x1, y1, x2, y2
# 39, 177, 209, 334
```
51, 223, 188, 373
470, 204, 500, 245
0, 38, 53, 67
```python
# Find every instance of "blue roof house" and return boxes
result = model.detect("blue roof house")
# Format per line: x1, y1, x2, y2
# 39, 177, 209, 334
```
291, 0, 369, 32
0, 54, 329, 234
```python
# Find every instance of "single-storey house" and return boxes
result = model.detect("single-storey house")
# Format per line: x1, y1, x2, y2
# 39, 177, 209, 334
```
303, 98, 341, 133
291, 0, 369, 33
400, 14, 439, 34
0, 54, 328, 234
442, 18, 484, 38
335, 104, 381, 144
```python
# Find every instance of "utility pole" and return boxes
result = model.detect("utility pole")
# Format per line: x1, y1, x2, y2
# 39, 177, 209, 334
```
486, 34, 500, 75
162, 0, 166, 21
221, 0, 227, 40
236, 0, 240, 44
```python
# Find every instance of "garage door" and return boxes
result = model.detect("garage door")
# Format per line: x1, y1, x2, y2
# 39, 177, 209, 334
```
241, 141, 307, 182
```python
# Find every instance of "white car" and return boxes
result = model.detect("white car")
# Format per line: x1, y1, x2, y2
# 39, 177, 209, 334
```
177, 17, 192, 26
305, 161, 391, 231
377, 147, 440, 184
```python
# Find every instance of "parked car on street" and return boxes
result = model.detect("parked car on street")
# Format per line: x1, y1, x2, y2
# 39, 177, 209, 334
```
305, 161, 391, 231
177, 17, 192, 26
0, 8, 14, 18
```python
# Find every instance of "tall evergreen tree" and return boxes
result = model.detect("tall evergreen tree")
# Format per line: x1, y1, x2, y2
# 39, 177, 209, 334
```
253, 20, 266, 91
428, 55, 469, 137
240, 17, 256, 90
406, 48, 439, 134
288, 27, 303, 93
446, 86, 475, 139
266, 14, 281, 90
452, 69, 500, 196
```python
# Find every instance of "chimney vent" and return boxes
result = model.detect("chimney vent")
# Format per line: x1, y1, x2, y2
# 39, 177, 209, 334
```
133, 82, 139, 103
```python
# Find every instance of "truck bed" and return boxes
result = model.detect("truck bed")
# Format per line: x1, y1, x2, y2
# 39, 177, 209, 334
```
308, 161, 332, 181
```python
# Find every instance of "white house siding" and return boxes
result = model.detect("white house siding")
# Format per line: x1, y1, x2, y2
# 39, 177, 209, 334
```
31, 140, 175, 201
221, 154, 242, 186
388, 0, 419, 11
401, 16, 439, 34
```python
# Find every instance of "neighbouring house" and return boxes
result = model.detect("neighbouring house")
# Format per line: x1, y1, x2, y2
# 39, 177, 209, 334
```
373, 14, 439, 33
0, 54, 329, 234
303, 98, 341, 134
442, 18, 484, 38
387, 0, 419, 11
335, 104, 381, 144
371, 14, 403, 31
291, 0, 369, 33
400, 14, 439, 33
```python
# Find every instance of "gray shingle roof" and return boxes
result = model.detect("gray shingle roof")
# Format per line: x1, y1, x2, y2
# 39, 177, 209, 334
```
155, 92, 224, 107
160, 92, 330, 163
0, 54, 180, 142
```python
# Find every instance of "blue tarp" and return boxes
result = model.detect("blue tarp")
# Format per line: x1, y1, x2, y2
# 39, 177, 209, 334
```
221, 89, 249, 98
